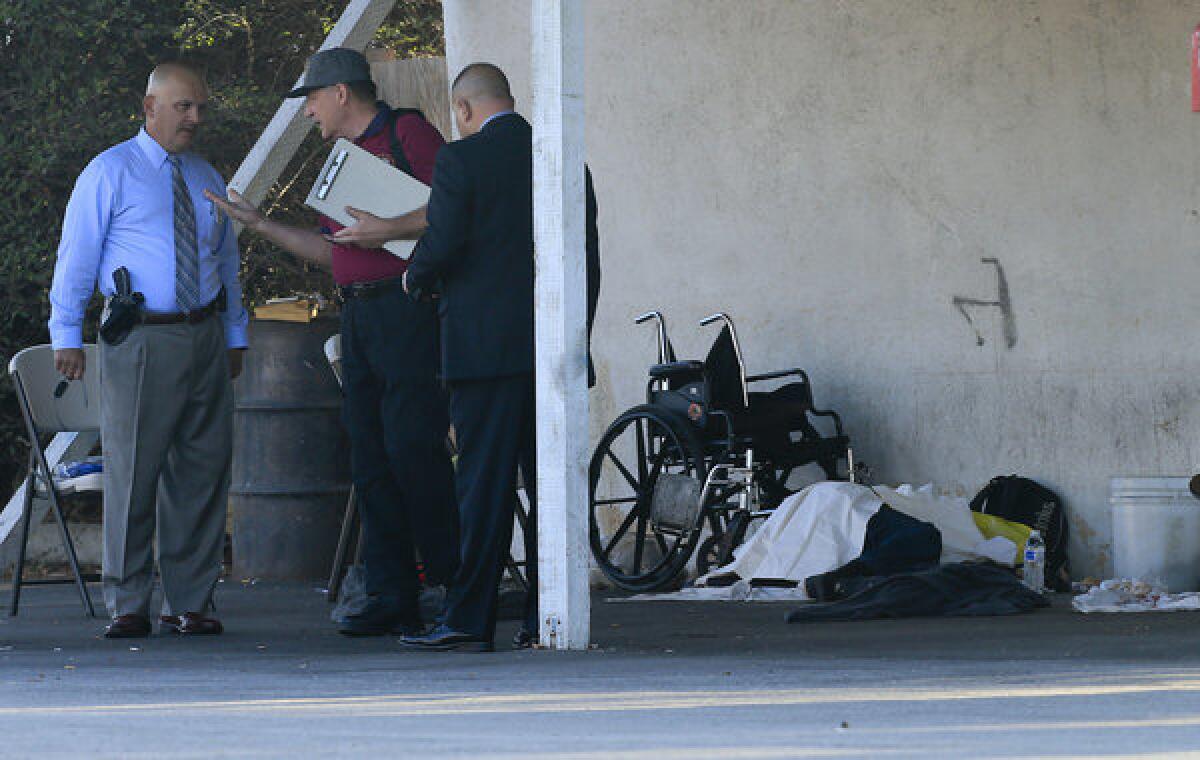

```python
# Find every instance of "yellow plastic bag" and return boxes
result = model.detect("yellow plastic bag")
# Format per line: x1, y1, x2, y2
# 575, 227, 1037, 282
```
972, 512, 1032, 566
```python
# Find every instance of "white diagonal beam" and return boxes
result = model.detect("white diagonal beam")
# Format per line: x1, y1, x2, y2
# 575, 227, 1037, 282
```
228, 0, 399, 205
533, 0, 590, 650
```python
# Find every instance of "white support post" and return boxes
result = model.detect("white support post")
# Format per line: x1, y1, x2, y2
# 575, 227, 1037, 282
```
227, 0, 398, 206
532, 0, 590, 650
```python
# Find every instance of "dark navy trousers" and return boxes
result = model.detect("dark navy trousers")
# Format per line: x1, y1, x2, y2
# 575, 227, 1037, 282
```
442, 373, 537, 641
340, 286, 459, 617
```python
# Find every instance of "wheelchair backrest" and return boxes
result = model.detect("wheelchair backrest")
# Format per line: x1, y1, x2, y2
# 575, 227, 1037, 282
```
704, 326, 748, 413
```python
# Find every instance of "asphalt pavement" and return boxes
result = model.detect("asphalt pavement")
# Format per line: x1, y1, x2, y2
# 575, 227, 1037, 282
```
1, 581, 1198, 758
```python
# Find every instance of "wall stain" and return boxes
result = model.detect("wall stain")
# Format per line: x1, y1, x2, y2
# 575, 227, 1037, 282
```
952, 257, 1017, 349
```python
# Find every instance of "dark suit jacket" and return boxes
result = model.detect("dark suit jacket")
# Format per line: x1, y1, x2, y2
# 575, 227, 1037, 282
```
407, 112, 601, 384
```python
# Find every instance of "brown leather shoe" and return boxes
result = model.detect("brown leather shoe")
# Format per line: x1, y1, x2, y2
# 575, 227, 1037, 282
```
160, 612, 224, 635
104, 614, 151, 639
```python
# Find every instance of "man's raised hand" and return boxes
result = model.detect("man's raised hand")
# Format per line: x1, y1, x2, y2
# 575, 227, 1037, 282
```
204, 188, 264, 232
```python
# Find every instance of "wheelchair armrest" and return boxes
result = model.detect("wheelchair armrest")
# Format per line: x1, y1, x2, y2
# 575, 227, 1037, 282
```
746, 368, 808, 384
810, 407, 845, 438
648, 360, 705, 380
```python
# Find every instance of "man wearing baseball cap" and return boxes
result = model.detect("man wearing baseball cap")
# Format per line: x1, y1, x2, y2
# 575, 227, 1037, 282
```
208, 47, 458, 638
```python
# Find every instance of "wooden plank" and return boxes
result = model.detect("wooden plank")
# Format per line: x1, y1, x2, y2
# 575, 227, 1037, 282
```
532, 0, 590, 650
227, 0, 400, 206
370, 56, 452, 141
0, 431, 100, 567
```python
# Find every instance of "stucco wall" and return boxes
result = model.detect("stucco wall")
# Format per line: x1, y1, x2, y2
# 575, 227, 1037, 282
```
443, 0, 1200, 578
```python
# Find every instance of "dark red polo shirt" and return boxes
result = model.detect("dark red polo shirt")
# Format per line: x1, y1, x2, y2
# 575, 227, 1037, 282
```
319, 106, 444, 286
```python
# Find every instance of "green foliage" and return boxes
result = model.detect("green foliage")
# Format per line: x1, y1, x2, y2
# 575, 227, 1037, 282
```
0, 1, 444, 488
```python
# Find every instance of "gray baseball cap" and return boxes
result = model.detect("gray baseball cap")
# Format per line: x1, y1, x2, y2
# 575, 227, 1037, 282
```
286, 47, 372, 98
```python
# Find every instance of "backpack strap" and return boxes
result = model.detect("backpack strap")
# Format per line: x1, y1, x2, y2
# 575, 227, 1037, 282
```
969, 476, 1003, 512
384, 107, 424, 180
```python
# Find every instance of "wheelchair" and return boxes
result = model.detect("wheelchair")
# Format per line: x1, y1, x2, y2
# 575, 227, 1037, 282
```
588, 311, 861, 592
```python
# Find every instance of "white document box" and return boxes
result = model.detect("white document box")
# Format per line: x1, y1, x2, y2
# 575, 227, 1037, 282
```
304, 138, 430, 260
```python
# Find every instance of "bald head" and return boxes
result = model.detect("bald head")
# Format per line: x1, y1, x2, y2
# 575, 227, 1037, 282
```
450, 63, 515, 137
143, 62, 209, 154
146, 62, 206, 96
452, 63, 513, 102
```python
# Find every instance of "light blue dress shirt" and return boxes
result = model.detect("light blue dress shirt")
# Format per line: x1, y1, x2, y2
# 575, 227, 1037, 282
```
49, 128, 249, 349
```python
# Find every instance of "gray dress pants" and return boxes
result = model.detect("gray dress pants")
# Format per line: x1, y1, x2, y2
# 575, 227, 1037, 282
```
98, 315, 232, 618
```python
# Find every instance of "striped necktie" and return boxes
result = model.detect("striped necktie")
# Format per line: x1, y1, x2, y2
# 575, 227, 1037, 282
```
169, 155, 202, 312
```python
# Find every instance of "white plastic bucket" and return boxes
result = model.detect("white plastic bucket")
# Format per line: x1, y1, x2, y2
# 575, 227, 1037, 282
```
1110, 477, 1200, 592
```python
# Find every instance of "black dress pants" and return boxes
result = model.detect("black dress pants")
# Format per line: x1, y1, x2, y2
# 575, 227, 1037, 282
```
340, 287, 459, 617
442, 373, 536, 641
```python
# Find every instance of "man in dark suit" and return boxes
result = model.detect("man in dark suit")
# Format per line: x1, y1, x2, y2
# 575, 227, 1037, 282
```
401, 63, 599, 652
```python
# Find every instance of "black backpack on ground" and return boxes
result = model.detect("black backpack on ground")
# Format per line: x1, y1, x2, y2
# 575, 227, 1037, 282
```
970, 475, 1070, 591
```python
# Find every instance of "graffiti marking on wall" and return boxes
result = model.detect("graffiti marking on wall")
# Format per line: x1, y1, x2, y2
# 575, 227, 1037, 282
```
951, 257, 1017, 349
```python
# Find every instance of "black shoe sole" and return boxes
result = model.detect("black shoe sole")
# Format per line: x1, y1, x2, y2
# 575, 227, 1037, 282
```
103, 629, 150, 639
338, 622, 424, 637
400, 639, 494, 653
337, 627, 390, 637
160, 625, 223, 635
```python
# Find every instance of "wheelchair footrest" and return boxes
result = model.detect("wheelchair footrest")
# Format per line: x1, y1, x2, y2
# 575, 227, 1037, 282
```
650, 473, 704, 530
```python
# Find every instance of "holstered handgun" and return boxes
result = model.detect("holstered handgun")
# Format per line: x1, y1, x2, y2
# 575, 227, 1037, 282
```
99, 267, 145, 346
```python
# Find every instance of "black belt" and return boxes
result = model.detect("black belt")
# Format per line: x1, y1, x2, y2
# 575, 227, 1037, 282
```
337, 276, 405, 303
141, 299, 220, 325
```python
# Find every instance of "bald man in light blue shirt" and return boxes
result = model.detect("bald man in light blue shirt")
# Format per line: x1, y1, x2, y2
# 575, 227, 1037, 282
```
48, 62, 247, 639
48, 129, 248, 352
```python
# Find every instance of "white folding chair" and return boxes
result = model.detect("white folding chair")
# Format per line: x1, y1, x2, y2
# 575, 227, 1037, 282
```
8, 345, 98, 617
324, 335, 362, 603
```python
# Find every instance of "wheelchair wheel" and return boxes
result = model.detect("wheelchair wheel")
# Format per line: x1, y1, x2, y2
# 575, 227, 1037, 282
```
695, 532, 724, 577
695, 510, 752, 576
589, 405, 707, 592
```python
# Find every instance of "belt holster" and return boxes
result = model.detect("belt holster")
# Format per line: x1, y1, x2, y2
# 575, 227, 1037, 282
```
99, 267, 145, 346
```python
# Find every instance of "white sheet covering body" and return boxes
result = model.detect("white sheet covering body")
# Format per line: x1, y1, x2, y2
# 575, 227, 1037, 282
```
701, 482, 881, 589
696, 481, 1005, 598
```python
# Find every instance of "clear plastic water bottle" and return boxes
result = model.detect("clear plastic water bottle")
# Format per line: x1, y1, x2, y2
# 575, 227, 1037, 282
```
1023, 530, 1046, 593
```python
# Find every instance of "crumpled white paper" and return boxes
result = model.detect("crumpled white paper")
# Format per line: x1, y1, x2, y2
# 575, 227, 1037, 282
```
1072, 578, 1200, 613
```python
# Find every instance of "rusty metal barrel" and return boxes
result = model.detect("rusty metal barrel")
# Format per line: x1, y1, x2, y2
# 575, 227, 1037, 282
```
231, 317, 348, 580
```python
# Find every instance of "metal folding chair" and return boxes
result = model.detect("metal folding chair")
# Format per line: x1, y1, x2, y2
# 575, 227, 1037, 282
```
7, 345, 98, 617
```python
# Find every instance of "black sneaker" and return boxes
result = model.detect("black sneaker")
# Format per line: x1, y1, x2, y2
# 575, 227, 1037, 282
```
400, 624, 494, 653
512, 627, 535, 650
338, 598, 420, 637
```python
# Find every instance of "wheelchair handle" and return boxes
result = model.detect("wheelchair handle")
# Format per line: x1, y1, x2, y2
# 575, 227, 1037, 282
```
634, 310, 671, 365
699, 312, 749, 408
